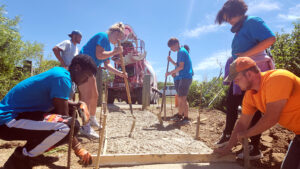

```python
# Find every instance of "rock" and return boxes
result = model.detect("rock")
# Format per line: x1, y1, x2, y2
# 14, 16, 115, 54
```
272, 153, 285, 162
261, 135, 273, 142
261, 141, 272, 148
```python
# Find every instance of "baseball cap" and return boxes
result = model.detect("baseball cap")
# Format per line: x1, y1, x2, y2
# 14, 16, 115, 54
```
224, 57, 257, 82
68, 30, 82, 38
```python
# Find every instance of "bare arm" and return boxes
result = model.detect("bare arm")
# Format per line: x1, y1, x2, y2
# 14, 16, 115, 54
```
53, 46, 67, 67
166, 62, 184, 77
214, 113, 254, 155
236, 36, 276, 58
52, 98, 69, 116
104, 60, 126, 78
238, 99, 287, 140
96, 45, 122, 60
168, 56, 176, 66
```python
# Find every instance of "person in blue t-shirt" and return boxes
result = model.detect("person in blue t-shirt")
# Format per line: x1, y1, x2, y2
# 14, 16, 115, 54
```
79, 22, 127, 138
166, 38, 193, 124
0, 54, 97, 168
214, 0, 276, 162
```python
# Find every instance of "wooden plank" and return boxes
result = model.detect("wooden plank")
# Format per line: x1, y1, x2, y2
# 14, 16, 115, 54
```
90, 153, 236, 167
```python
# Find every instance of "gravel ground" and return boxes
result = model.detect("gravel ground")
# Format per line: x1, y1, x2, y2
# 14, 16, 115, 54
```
105, 109, 212, 154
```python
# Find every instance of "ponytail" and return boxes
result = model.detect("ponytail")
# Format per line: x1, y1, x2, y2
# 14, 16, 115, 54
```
183, 44, 190, 53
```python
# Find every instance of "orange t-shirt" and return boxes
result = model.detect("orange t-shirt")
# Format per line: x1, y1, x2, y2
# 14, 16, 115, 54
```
242, 69, 300, 134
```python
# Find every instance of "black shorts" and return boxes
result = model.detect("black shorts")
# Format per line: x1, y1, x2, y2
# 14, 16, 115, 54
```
175, 78, 192, 96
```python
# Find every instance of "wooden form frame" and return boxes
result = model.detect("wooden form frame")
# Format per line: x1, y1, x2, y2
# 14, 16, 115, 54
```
90, 153, 236, 167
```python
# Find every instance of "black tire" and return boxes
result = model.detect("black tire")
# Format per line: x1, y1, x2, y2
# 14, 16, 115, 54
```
107, 89, 115, 104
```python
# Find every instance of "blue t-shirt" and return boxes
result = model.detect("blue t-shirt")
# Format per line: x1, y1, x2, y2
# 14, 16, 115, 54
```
80, 32, 111, 67
231, 16, 275, 59
0, 67, 72, 125
174, 47, 193, 81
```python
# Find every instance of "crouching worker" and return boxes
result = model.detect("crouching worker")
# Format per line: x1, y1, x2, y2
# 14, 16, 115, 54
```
214, 57, 300, 169
0, 54, 96, 169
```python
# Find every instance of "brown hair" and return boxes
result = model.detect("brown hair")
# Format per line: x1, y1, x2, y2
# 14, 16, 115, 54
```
167, 37, 179, 47
215, 0, 248, 24
183, 45, 190, 53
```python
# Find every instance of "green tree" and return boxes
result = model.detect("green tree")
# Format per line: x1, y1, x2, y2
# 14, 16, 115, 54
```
0, 5, 44, 99
157, 81, 174, 90
271, 22, 300, 76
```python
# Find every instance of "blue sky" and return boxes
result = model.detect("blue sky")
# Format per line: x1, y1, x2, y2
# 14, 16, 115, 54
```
2, 0, 300, 82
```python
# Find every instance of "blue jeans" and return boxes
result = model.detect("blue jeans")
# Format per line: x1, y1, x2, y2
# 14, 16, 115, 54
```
281, 135, 300, 169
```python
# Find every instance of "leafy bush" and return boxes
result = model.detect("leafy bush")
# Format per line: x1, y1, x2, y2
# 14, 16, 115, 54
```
0, 5, 44, 99
271, 22, 300, 76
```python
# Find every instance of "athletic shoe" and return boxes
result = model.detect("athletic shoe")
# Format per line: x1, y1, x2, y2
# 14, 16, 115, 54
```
80, 124, 99, 139
90, 116, 101, 129
236, 145, 263, 160
215, 133, 231, 148
180, 117, 191, 125
171, 113, 183, 121
4, 147, 31, 169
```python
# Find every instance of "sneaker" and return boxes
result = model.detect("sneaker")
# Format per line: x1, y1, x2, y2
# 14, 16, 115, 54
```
180, 117, 191, 125
171, 113, 183, 121
236, 145, 263, 160
80, 125, 99, 139
90, 116, 101, 129
215, 133, 231, 148
4, 147, 31, 169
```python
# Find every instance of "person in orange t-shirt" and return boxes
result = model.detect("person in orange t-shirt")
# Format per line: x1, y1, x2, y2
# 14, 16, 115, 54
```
214, 57, 300, 169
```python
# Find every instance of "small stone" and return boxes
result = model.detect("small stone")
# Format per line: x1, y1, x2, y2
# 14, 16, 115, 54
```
272, 153, 285, 162
261, 141, 272, 148
261, 135, 273, 142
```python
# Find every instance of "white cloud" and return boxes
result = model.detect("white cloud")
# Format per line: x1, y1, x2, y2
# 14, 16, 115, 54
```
247, 0, 280, 14
182, 24, 223, 38
278, 4, 300, 21
194, 50, 230, 71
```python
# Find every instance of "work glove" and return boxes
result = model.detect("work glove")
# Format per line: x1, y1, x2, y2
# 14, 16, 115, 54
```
78, 102, 90, 125
74, 147, 92, 166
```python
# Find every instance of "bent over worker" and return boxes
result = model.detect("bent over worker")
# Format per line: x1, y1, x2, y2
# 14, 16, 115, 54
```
214, 57, 300, 169
0, 54, 96, 169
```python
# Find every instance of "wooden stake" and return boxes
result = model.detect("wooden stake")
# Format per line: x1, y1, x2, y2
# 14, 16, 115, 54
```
117, 40, 136, 137
67, 108, 77, 169
94, 114, 107, 169
243, 138, 251, 169
195, 92, 202, 140
160, 51, 171, 121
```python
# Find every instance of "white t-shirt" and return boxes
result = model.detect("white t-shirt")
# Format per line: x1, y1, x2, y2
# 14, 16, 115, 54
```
56, 40, 79, 66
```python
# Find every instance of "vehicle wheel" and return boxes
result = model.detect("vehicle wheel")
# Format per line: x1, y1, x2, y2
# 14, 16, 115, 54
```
107, 89, 114, 104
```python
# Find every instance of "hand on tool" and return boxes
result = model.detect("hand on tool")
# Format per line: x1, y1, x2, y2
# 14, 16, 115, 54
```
74, 147, 92, 165
167, 55, 172, 62
213, 145, 231, 157
114, 46, 123, 55
165, 71, 172, 77
118, 71, 128, 78
172, 73, 176, 77
237, 130, 248, 142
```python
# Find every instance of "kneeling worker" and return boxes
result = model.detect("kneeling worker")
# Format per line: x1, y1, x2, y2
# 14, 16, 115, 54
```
0, 54, 96, 168
214, 57, 300, 169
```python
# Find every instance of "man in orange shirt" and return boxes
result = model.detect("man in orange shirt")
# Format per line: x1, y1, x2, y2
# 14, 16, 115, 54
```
214, 57, 300, 169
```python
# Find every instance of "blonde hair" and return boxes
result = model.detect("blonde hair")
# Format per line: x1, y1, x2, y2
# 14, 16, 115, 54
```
108, 22, 125, 34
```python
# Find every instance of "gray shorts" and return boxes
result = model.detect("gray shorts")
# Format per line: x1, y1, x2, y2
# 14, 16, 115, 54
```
175, 78, 192, 96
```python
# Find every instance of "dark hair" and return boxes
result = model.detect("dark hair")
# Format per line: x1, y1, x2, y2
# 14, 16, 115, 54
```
69, 54, 97, 75
242, 65, 261, 75
183, 45, 190, 53
167, 37, 179, 47
215, 0, 248, 24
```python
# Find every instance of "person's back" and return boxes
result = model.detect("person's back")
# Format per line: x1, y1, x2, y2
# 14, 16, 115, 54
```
0, 67, 72, 125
